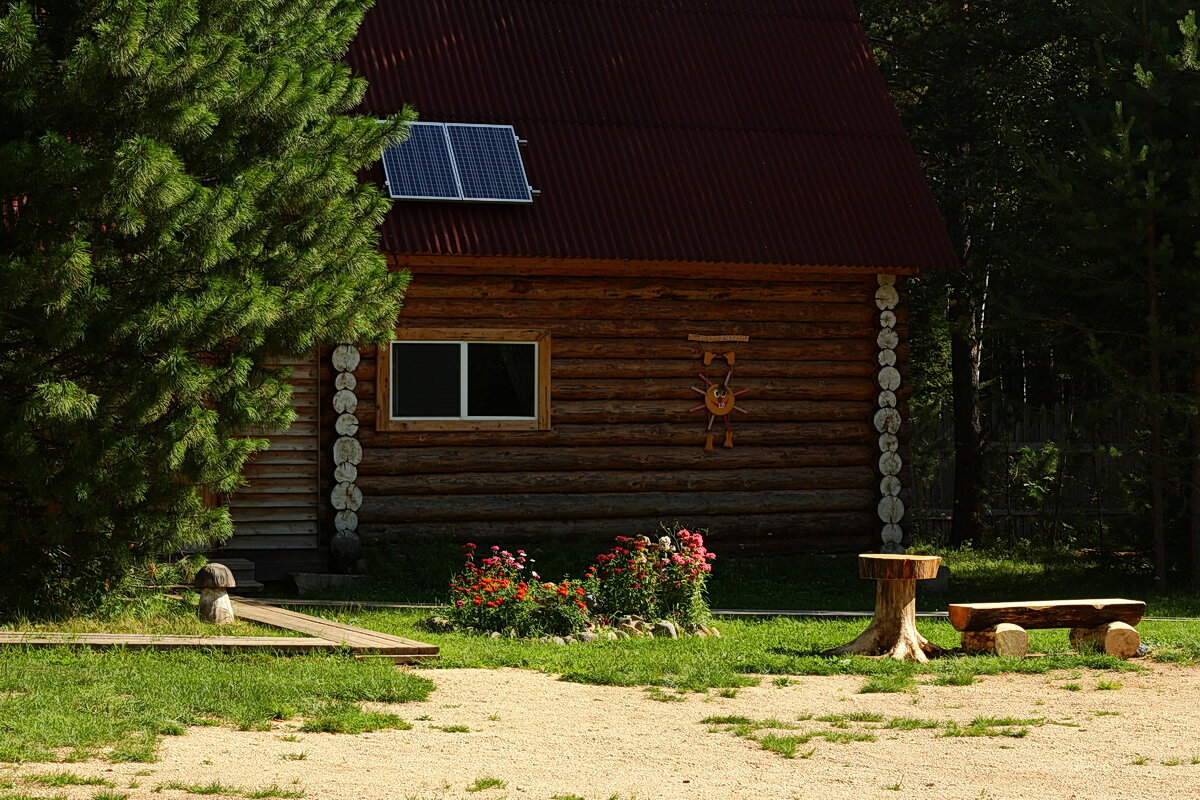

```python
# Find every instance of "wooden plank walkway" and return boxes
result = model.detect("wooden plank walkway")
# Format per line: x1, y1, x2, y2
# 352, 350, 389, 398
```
0, 600, 438, 664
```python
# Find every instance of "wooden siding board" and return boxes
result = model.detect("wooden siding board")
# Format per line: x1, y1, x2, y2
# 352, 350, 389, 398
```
227, 355, 322, 556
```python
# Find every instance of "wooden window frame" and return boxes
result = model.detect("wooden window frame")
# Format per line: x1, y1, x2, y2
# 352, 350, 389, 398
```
375, 328, 551, 431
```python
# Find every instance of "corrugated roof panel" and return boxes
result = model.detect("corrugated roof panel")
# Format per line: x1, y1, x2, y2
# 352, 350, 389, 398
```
351, 0, 957, 270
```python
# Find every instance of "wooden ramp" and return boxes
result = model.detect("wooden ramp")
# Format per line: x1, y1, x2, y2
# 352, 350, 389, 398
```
0, 600, 437, 664
231, 597, 438, 661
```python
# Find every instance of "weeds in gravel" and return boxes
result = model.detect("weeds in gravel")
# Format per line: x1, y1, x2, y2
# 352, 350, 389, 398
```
466, 778, 506, 792
299, 703, 411, 734
22, 773, 114, 788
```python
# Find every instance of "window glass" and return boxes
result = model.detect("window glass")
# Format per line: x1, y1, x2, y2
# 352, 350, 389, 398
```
392, 343, 460, 417
467, 343, 536, 418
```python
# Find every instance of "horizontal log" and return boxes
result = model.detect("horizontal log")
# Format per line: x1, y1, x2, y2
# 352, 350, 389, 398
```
342, 350, 907, 383
552, 359, 879, 379
350, 376, 882, 404
401, 299, 876, 324
356, 399, 869, 427
359, 489, 875, 523
388, 317, 907, 341
551, 339, 886, 361
356, 421, 878, 448
358, 466, 876, 496
358, 444, 872, 475
404, 276, 871, 303
544, 377, 874, 402
359, 510, 875, 548
394, 254, 912, 281
948, 599, 1146, 632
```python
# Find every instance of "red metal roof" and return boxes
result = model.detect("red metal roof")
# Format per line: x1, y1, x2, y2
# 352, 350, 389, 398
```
348, 0, 958, 271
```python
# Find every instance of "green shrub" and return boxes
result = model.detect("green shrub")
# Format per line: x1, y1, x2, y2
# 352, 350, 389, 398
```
445, 545, 589, 636
585, 528, 715, 624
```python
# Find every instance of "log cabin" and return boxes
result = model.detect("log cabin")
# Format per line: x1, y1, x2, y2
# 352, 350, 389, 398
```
216, 0, 958, 581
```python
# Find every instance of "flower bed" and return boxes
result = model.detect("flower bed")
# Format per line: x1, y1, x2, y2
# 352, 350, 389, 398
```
437, 529, 717, 640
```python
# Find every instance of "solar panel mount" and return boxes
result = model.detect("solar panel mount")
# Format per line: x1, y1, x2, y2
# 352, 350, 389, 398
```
381, 121, 533, 203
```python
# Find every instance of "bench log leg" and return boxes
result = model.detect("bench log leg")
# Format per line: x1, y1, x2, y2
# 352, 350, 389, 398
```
960, 623, 1028, 657
1069, 621, 1140, 659
825, 578, 944, 663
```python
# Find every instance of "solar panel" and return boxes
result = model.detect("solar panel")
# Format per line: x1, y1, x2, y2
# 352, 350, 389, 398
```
380, 121, 533, 203
446, 124, 533, 203
381, 122, 459, 200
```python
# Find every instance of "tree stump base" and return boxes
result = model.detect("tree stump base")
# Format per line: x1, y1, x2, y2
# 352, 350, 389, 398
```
825, 554, 945, 663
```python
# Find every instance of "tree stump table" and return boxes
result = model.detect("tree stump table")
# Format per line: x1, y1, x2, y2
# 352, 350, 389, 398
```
825, 554, 944, 663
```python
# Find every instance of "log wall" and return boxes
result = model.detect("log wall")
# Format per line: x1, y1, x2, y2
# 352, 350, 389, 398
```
333, 271, 909, 556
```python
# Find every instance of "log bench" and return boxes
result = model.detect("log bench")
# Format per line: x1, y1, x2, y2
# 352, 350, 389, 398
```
947, 599, 1146, 659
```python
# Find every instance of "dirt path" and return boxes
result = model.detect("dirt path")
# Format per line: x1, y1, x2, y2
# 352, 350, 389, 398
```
6, 665, 1200, 800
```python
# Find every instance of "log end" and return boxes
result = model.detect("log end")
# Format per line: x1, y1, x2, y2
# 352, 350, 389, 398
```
857, 553, 941, 581
1069, 621, 1140, 659
961, 623, 1028, 658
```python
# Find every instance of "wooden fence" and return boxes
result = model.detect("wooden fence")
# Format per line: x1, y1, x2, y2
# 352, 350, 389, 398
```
908, 401, 1137, 547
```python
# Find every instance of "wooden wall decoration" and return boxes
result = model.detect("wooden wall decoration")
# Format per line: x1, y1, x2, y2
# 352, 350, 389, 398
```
330, 344, 364, 569
874, 275, 904, 554
688, 335, 750, 451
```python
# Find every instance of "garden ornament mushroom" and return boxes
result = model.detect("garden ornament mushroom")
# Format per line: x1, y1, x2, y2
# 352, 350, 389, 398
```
195, 563, 237, 625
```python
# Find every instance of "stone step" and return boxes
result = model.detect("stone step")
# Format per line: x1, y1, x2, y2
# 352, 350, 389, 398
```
209, 558, 264, 594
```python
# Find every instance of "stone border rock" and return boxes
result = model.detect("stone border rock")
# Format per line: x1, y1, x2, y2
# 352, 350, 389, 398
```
423, 614, 721, 645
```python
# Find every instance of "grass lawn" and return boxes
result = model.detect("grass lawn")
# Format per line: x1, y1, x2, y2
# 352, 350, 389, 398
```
0, 543, 1196, 767
310, 608, 1200, 685
0, 607, 1194, 765
0, 648, 432, 764
0, 595, 299, 639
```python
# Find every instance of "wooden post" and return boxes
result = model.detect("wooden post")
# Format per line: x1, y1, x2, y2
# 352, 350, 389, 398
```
825, 554, 943, 662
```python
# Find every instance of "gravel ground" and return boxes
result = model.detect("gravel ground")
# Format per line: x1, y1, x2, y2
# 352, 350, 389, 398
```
5, 664, 1200, 800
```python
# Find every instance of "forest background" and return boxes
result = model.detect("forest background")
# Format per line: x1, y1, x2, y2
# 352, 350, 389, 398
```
856, 0, 1200, 591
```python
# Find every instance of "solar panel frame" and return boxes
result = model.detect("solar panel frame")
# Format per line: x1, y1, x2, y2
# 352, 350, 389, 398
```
380, 121, 533, 204
445, 123, 534, 204
380, 121, 462, 201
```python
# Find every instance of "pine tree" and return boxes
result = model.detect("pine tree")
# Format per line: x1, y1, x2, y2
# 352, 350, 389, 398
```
1037, 3, 1200, 591
0, 0, 411, 614
857, 0, 1088, 547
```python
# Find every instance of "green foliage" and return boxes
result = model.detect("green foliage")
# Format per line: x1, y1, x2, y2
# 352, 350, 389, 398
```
0, 0, 412, 615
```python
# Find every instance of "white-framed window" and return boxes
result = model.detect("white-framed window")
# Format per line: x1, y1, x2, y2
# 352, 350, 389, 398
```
375, 329, 550, 431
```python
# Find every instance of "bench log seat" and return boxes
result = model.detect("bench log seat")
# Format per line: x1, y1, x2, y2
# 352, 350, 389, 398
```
948, 599, 1145, 659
